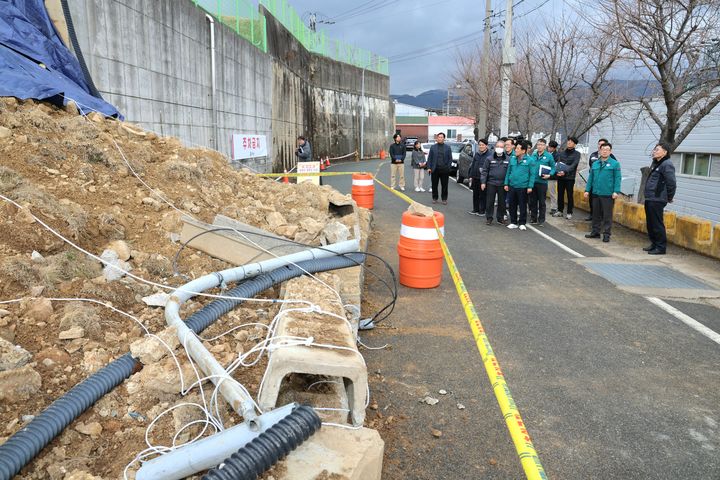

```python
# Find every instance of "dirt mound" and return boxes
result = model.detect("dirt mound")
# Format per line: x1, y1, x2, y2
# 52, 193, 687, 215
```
0, 97, 361, 479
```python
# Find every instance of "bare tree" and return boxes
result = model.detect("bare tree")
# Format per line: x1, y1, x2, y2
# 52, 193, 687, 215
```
512, 23, 622, 140
454, 40, 542, 137
590, 0, 720, 150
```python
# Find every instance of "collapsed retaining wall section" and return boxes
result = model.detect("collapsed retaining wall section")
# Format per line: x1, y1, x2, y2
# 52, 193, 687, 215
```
66, 0, 273, 168
63, 0, 392, 172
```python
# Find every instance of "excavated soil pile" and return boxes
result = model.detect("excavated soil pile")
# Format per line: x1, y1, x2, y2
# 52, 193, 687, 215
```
0, 98, 365, 479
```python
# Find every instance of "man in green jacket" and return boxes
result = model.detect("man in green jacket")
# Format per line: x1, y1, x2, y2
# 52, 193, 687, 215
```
529, 138, 556, 226
583, 143, 621, 242
504, 140, 536, 230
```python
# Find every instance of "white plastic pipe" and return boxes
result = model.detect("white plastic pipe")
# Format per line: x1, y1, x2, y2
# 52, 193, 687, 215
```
165, 239, 360, 428
136, 403, 296, 480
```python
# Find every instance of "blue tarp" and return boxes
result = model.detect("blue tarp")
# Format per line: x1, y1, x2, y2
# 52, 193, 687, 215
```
0, 0, 121, 118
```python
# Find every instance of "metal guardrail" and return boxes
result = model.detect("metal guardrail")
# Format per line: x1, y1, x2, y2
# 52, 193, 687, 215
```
193, 0, 267, 52
258, 0, 389, 75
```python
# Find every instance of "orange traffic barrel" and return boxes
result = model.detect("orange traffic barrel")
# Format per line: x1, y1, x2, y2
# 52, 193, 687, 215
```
397, 211, 445, 288
379, 149, 386, 160
351, 172, 375, 209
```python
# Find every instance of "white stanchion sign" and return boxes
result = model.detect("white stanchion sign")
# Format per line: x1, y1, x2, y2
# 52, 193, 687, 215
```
231, 134, 267, 160
297, 161, 320, 185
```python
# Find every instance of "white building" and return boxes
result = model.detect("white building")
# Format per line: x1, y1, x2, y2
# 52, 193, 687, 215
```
394, 101, 430, 117
590, 99, 720, 223
428, 115, 475, 141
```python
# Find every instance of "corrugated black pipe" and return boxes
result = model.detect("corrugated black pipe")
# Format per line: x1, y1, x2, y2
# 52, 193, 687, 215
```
0, 253, 365, 479
202, 405, 321, 480
59, 0, 103, 99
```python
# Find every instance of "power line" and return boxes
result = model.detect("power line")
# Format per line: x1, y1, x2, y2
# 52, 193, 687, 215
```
330, 0, 387, 22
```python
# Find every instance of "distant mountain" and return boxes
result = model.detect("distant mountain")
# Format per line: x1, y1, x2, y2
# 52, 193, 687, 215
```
392, 89, 447, 110
392, 80, 659, 111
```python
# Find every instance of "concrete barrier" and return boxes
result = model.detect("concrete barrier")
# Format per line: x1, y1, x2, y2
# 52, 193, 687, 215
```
573, 196, 719, 259
619, 202, 647, 232
671, 215, 713, 254
712, 224, 720, 259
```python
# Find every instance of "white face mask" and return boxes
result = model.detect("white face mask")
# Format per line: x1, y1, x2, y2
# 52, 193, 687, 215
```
495, 148, 504, 155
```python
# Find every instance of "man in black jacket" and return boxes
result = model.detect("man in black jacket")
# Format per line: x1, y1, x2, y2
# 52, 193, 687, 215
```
643, 142, 677, 255
480, 140, 510, 225
427, 132, 453, 204
468, 138, 492, 216
553, 137, 581, 219
388, 134, 406, 191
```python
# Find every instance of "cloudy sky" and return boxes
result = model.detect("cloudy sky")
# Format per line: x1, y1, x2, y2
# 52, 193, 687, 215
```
280, 0, 571, 95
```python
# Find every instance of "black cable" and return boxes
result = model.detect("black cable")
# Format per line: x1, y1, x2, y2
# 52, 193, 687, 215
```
59, 0, 103, 99
172, 227, 397, 325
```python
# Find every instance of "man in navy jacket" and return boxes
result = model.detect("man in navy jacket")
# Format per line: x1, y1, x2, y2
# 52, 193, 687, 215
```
427, 132, 454, 204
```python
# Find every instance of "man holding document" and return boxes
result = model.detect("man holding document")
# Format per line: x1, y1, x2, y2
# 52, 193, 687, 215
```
529, 138, 556, 226
584, 143, 622, 242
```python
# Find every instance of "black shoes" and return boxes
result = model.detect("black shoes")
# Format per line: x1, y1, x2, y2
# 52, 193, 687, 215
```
585, 233, 600, 239
643, 245, 654, 251
584, 215, 593, 221
468, 211, 481, 216
602, 235, 610, 243
486, 219, 493, 225
647, 249, 666, 255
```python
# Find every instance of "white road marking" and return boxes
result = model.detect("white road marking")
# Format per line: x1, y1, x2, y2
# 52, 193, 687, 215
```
527, 225, 585, 258
528, 224, 720, 346
646, 297, 720, 346
449, 176, 471, 191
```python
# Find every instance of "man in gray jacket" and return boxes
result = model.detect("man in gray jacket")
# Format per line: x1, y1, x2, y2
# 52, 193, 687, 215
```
643, 142, 677, 255
296, 136, 312, 161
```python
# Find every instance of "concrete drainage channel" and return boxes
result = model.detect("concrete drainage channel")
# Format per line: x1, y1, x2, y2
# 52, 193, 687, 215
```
0, 207, 385, 479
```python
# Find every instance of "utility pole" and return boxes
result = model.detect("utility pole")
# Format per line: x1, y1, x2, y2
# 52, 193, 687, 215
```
478, 0, 492, 139
500, 0, 514, 137
360, 68, 365, 160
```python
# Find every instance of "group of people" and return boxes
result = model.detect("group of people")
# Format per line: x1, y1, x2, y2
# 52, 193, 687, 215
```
395, 133, 677, 253
466, 136, 583, 231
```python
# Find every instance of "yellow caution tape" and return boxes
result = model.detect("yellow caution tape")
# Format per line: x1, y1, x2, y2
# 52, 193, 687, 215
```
431, 213, 548, 480
257, 171, 358, 178
374, 168, 548, 480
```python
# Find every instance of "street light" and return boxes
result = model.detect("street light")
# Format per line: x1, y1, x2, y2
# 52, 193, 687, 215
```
446, 83, 461, 116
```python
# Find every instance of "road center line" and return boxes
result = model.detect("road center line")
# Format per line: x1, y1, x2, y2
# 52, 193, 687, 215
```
528, 224, 720, 345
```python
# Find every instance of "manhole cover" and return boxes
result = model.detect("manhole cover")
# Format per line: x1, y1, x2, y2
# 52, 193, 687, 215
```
583, 263, 715, 290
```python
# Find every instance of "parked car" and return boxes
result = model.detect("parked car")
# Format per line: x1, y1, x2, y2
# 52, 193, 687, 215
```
456, 141, 477, 185
404, 136, 419, 150
446, 141, 466, 178
420, 142, 433, 158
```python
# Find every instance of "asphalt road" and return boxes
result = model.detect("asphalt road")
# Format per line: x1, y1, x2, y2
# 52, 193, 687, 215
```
324, 157, 720, 479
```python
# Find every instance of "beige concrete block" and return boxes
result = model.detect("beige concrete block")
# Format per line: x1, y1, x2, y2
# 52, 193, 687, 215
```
277, 427, 384, 480
612, 197, 625, 223
258, 275, 368, 426
673, 215, 712, 253
619, 202, 646, 232
712, 224, 720, 260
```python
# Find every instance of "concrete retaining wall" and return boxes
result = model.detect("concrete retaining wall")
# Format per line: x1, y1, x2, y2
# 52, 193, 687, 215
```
573, 190, 720, 259
262, 6, 392, 171
66, 0, 273, 169
63, 0, 392, 172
